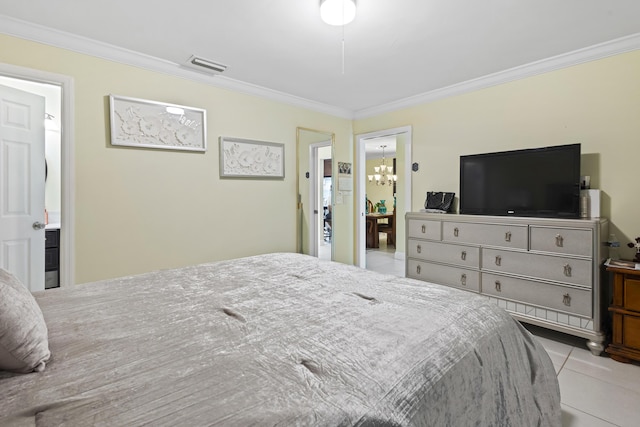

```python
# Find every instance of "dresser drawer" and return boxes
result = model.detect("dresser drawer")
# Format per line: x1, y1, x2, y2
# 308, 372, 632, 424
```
482, 272, 592, 317
482, 248, 592, 287
45, 229, 59, 248
624, 278, 640, 312
442, 221, 527, 249
407, 260, 480, 292
45, 247, 59, 271
623, 316, 640, 349
407, 219, 441, 240
408, 239, 479, 268
530, 226, 592, 257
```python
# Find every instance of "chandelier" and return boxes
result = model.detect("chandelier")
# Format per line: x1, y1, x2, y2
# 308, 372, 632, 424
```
368, 145, 397, 186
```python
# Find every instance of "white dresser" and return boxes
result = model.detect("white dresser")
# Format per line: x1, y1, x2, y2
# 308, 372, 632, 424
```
406, 212, 609, 355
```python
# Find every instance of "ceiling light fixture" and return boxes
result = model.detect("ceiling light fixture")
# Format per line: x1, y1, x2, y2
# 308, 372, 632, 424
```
368, 145, 397, 186
320, 0, 356, 74
320, 0, 356, 26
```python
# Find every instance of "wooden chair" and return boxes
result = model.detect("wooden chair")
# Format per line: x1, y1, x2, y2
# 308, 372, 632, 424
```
378, 210, 396, 247
366, 219, 375, 248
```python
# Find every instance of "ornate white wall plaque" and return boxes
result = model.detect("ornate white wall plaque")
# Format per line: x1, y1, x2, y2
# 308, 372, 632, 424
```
109, 95, 206, 152
219, 137, 284, 179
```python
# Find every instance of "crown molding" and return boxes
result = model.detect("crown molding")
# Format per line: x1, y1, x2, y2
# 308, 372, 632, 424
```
2, 14, 639, 122
0, 15, 354, 120
354, 32, 640, 119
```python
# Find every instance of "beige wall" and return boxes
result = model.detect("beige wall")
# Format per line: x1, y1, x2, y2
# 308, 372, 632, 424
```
0, 34, 353, 283
354, 50, 640, 260
3, 33, 639, 280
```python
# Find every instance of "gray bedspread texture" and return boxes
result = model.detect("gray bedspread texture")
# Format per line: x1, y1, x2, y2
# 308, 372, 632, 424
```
0, 253, 561, 426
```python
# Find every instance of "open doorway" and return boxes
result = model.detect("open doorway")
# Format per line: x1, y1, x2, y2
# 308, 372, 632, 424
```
312, 145, 331, 260
355, 126, 412, 269
0, 76, 60, 291
296, 127, 334, 260
0, 64, 74, 288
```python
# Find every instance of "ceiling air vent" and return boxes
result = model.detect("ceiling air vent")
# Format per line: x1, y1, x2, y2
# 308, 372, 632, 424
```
183, 55, 228, 74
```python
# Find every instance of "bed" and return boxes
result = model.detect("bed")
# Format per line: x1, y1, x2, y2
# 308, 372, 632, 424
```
1, 252, 561, 426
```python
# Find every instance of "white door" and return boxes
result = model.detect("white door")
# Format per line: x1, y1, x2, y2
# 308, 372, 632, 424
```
0, 84, 46, 291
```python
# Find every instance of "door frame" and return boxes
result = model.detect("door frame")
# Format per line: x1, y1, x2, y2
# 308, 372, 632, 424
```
355, 126, 412, 268
307, 141, 332, 259
0, 62, 75, 287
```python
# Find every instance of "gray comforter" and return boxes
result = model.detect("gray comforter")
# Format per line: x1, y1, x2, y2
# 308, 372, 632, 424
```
0, 253, 561, 426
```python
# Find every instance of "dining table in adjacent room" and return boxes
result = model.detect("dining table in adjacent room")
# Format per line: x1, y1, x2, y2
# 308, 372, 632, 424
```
366, 212, 394, 249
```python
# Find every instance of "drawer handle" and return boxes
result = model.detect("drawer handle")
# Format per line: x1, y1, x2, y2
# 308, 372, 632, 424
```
416, 265, 421, 274
461, 273, 467, 286
495, 255, 502, 266
495, 280, 501, 292
453, 227, 459, 237
416, 244, 422, 254
505, 231, 511, 242
421, 224, 426, 233
555, 234, 564, 247
563, 293, 571, 306
563, 264, 572, 277
461, 251, 467, 261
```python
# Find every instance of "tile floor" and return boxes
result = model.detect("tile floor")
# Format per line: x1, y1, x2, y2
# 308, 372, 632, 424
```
365, 238, 640, 427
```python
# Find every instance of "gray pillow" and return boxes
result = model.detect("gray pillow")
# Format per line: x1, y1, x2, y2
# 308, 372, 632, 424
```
0, 268, 51, 373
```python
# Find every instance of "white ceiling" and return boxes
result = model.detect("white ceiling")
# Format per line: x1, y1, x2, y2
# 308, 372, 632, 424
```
1, 0, 639, 120
365, 136, 396, 160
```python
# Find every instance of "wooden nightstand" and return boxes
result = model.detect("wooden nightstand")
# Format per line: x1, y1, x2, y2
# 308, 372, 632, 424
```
606, 266, 640, 363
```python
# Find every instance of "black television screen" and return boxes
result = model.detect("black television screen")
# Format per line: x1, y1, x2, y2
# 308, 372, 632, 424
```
459, 143, 581, 218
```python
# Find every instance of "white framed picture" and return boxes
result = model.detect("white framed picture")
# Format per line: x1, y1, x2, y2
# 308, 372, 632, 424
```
219, 137, 284, 179
109, 94, 206, 152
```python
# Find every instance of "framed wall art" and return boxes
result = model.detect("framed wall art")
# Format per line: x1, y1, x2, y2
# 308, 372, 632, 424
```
109, 94, 207, 152
219, 137, 285, 179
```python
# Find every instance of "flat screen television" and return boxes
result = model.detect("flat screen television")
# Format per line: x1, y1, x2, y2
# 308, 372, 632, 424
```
459, 143, 581, 218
